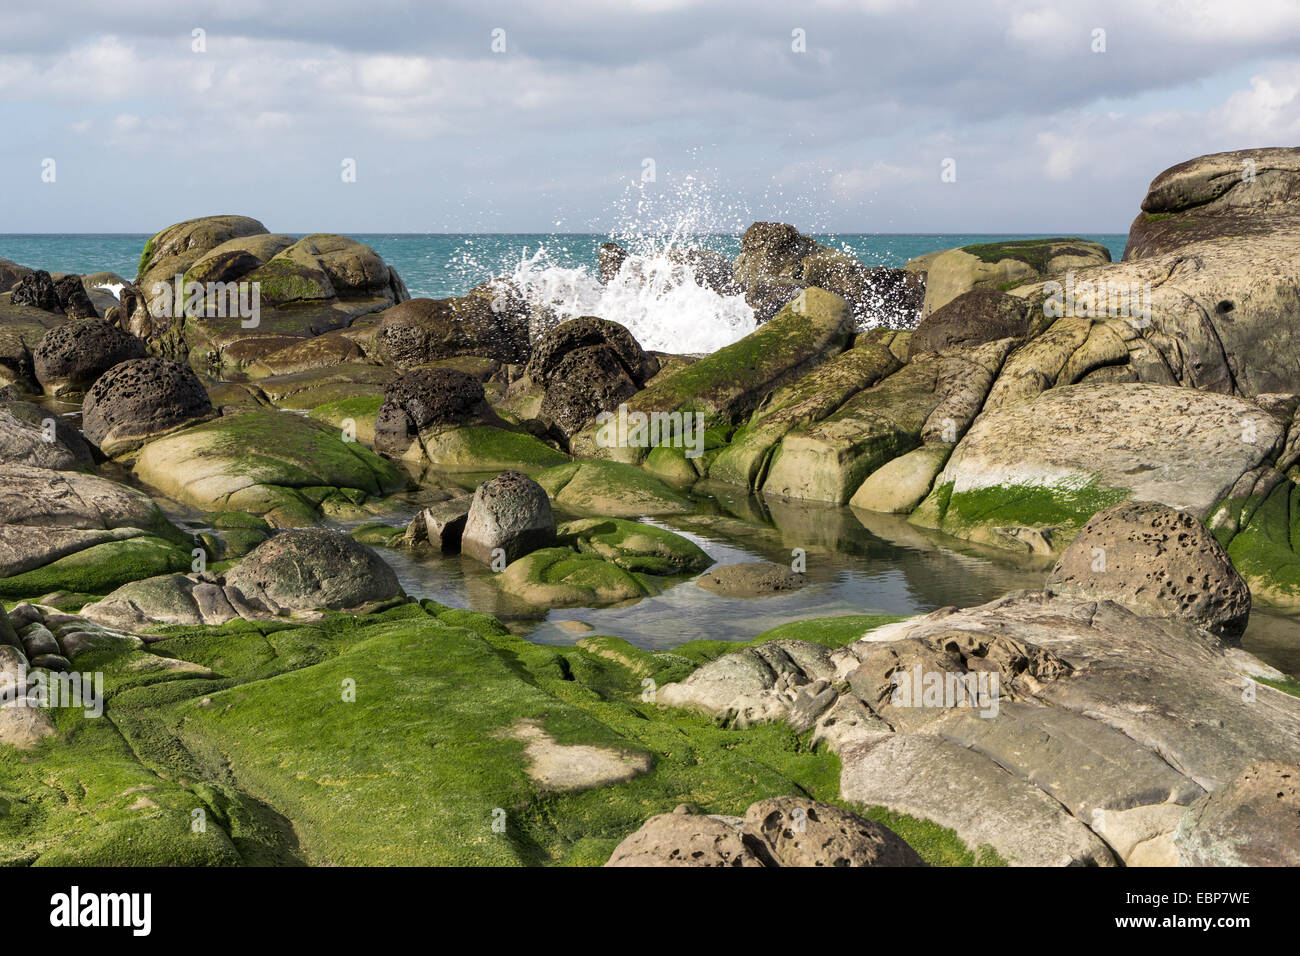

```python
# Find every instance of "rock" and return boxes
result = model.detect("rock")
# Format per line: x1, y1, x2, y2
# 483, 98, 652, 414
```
732, 222, 819, 289
404, 497, 472, 553
0, 406, 94, 470
132, 409, 405, 526
912, 382, 1283, 554
743, 797, 926, 866
136, 215, 271, 297
695, 561, 805, 597
1126, 147, 1300, 260
570, 287, 854, 462
80, 573, 272, 629
907, 289, 1032, 358
81, 356, 216, 457
850, 443, 952, 514
907, 237, 1111, 316
225, 529, 403, 612
9, 270, 60, 312
28, 654, 70, 672
597, 242, 628, 283
18, 622, 59, 658
0, 698, 56, 750
556, 517, 712, 574
536, 460, 693, 517
498, 547, 651, 606
462, 471, 556, 566
1174, 761, 1300, 866
32, 319, 148, 396
373, 367, 492, 457
527, 316, 658, 438
0, 259, 33, 295
374, 284, 530, 369
52, 274, 98, 318
605, 811, 764, 867
1046, 502, 1251, 639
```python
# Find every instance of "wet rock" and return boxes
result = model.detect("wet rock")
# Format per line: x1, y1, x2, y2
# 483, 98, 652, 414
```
462, 471, 556, 566
374, 283, 530, 369
1047, 502, 1251, 639
1174, 761, 1300, 866
743, 797, 927, 867
81, 356, 216, 457
225, 529, 403, 612
498, 547, 650, 606
695, 561, 805, 597
598, 242, 628, 283
32, 319, 147, 396
404, 497, 473, 553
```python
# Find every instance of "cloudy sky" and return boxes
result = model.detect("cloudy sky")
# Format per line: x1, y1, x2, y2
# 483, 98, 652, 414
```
2, 0, 1298, 235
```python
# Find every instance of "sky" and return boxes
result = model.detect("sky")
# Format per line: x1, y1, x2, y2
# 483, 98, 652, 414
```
1, 0, 1299, 235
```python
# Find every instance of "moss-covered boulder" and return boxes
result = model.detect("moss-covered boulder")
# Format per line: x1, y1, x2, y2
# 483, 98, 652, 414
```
499, 547, 655, 606
557, 517, 712, 575
133, 408, 406, 526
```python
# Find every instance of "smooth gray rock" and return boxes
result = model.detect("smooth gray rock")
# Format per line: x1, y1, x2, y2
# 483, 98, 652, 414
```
461, 471, 555, 567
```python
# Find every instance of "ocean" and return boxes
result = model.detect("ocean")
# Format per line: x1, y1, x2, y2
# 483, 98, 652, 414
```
0, 232, 1128, 353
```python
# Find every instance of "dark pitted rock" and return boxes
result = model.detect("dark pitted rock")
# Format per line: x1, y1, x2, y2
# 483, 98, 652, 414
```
526, 317, 657, 438
52, 274, 97, 318
604, 809, 764, 867
744, 279, 804, 324
81, 357, 216, 457
907, 288, 1032, 358
1047, 502, 1251, 640
598, 242, 628, 283
1175, 761, 1300, 866
743, 797, 927, 867
32, 319, 147, 396
10, 270, 60, 312
375, 282, 530, 369
1126, 148, 1300, 260
461, 471, 556, 566
373, 367, 490, 457
733, 222, 819, 288
225, 529, 403, 612
695, 561, 805, 597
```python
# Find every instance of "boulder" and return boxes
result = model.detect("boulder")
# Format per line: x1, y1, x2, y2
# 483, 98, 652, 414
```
52, 274, 98, 318
225, 529, 403, 612
404, 497, 472, 553
0, 404, 94, 470
597, 242, 628, 283
536, 460, 693, 517
1047, 502, 1251, 639
498, 547, 651, 606
743, 797, 926, 867
81, 356, 216, 457
461, 471, 556, 566
373, 367, 492, 458
850, 443, 952, 514
8, 270, 60, 312
604, 810, 764, 867
32, 319, 147, 396
556, 517, 712, 574
374, 283, 530, 369
0, 259, 32, 295
1174, 761, 1300, 866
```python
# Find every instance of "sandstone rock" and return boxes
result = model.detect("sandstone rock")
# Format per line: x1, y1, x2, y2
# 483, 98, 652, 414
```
1174, 760, 1300, 866
32, 319, 147, 396
849, 443, 952, 514
743, 797, 926, 867
604, 811, 764, 867
0, 697, 56, 750
225, 529, 403, 611
498, 547, 651, 606
1047, 501, 1250, 639
461, 471, 556, 566
81, 356, 216, 457
508, 718, 652, 793
0, 406, 93, 470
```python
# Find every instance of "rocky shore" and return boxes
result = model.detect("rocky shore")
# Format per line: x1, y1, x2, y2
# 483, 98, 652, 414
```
1, 147, 1298, 866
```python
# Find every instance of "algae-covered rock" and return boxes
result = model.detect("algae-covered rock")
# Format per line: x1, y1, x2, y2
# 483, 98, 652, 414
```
498, 547, 653, 606
557, 517, 711, 575
536, 460, 693, 517
133, 408, 405, 525
912, 382, 1282, 554
849, 443, 953, 514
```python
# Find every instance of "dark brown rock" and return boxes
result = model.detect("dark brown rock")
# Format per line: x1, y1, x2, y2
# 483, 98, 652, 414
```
81, 356, 215, 456
373, 367, 490, 457
907, 288, 1031, 358
32, 319, 148, 395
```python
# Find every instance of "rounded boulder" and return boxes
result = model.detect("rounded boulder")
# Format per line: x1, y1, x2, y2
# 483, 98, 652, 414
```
225, 529, 403, 612
82, 356, 215, 456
